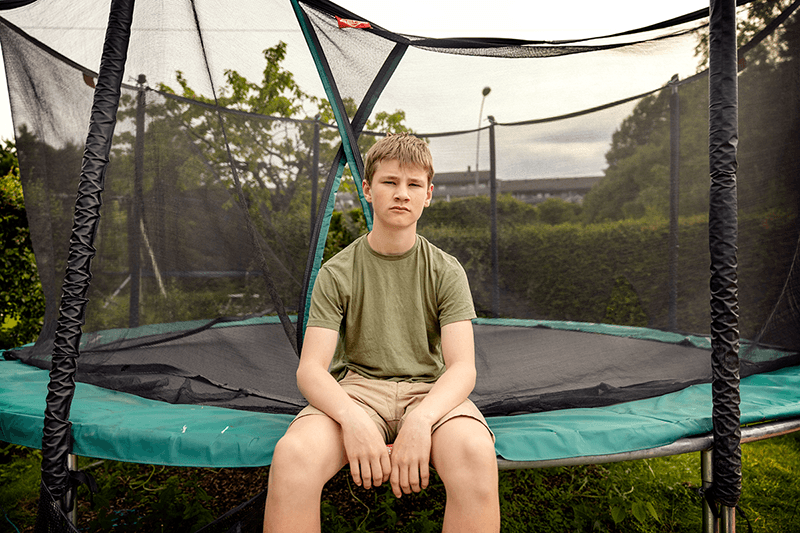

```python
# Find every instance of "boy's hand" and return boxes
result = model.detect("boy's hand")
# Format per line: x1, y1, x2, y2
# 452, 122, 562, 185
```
389, 413, 432, 498
340, 406, 391, 490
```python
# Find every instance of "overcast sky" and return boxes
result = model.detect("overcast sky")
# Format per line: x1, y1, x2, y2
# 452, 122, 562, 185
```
337, 1, 710, 39
0, 0, 713, 178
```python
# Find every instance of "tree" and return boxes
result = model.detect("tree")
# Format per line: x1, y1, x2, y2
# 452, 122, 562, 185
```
150, 42, 413, 286
0, 140, 45, 349
66, 41, 416, 328
584, 6, 800, 224
581, 89, 675, 223
153, 42, 412, 214
694, 0, 795, 71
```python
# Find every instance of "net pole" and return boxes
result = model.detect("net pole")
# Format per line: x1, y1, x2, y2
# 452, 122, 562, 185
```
489, 116, 499, 318
292, 5, 408, 349
708, 0, 741, 525
668, 75, 681, 331
310, 115, 320, 236
290, 0, 371, 227
128, 75, 146, 328
39, 0, 135, 506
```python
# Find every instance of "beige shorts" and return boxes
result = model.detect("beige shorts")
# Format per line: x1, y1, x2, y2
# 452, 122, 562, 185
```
292, 370, 494, 444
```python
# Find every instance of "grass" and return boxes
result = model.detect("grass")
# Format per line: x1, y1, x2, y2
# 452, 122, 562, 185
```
1, 432, 799, 532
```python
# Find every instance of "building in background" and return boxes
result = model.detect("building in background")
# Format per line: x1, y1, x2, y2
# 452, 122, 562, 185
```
432, 168, 601, 205
333, 169, 602, 210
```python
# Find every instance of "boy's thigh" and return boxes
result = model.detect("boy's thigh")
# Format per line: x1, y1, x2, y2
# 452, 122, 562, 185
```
403, 396, 495, 444
288, 373, 494, 446
290, 377, 392, 443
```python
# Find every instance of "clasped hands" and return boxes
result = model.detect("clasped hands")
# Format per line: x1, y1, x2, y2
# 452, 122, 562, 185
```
341, 408, 432, 498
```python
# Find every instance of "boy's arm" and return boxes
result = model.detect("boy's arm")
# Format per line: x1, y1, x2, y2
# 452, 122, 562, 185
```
389, 319, 477, 497
296, 326, 391, 490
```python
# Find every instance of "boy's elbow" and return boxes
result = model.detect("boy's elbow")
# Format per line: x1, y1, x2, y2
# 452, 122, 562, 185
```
452, 362, 476, 388
295, 358, 329, 390
295, 360, 313, 389
466, 366, 477, 387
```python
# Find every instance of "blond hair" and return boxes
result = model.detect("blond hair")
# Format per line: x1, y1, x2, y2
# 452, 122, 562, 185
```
363, 133, 434, 185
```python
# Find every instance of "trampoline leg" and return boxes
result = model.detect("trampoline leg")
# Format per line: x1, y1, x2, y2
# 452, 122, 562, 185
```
701, 449, 718, 533
701, 449, 736, 533
719, 505, 736, 532
66, 454, 77, 525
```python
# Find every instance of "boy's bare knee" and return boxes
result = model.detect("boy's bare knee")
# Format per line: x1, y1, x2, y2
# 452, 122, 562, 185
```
432, 421, 499, 531
272, 433, 312, 468
459, 430, 495, 462
270, 416, 345, 483
433, 418, 497, 488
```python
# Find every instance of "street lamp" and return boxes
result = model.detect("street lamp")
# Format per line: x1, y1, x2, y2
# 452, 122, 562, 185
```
475, 86, 491, 192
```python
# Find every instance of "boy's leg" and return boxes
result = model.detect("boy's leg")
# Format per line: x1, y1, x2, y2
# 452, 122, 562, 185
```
263, 414, 347, 533
431, 416, 500, 533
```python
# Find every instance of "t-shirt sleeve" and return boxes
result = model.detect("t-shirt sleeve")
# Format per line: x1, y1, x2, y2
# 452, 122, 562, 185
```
306, 266, 345, 331
437, 258, 477, 327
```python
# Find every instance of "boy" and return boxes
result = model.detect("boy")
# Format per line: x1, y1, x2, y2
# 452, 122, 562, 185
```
263, 133, 500, 532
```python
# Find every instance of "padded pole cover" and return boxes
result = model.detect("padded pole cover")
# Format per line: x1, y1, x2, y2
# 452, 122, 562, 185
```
40, 0, 135, 499
708, 0, 741, 508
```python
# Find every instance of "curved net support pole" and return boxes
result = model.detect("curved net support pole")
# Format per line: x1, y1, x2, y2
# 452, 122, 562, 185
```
707, 0, 741, 525
292, 0, 408, 350
290, 0, 371, 225
39, 0, 135, 507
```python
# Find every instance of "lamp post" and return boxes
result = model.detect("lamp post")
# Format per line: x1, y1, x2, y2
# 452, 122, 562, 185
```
475, 86, 491, 192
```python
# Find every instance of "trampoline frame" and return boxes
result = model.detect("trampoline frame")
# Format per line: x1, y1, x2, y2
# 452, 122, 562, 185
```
497, 418, 800, 533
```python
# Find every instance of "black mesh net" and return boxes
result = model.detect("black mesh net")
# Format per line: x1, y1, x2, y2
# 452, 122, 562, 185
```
2, 0, 800, 521
33, 484, 80, 533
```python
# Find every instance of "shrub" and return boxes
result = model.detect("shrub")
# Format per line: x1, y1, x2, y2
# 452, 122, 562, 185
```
0, 145, 45, 350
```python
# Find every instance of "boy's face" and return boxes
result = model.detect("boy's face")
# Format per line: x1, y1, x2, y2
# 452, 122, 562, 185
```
363, 159, 433, 231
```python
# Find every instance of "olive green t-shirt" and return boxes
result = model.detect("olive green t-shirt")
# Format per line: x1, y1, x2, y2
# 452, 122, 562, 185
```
307, 234, 476, 382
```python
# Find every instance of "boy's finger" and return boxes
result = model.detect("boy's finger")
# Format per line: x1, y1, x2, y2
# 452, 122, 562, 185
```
419, 461, 430, 490
361, 461, 373, 489
390, 465, 402, 498
350, 460, 362, 486
407, 464, 420, 493
380, 452, 392, 483
371, 457, 385, 487
400, 465, 413, 495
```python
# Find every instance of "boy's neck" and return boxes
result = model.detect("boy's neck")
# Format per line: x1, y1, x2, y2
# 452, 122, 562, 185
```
366, 225, 417, 255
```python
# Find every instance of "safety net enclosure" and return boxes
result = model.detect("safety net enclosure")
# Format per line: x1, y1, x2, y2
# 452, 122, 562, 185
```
1, 0, 800, 530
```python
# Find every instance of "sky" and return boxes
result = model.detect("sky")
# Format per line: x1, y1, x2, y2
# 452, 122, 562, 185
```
0, 0, 712, 177
336, 1, 710, 39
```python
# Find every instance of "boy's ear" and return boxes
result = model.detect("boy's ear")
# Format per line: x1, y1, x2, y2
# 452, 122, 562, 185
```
424, 183, 433, 207
362, 179, 372, 202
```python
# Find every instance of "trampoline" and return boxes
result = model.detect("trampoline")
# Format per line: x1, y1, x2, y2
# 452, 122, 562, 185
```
1, 0, 800, 531
3, 319, 800, 468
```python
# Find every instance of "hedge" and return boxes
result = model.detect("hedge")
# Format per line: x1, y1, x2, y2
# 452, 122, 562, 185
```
420, 211, 797, 338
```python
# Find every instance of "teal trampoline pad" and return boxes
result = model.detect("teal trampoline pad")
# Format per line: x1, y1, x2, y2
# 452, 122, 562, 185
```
2, 358, 800, 467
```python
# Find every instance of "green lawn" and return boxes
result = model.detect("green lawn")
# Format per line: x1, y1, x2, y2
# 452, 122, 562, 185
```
2, 432, 798, 532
